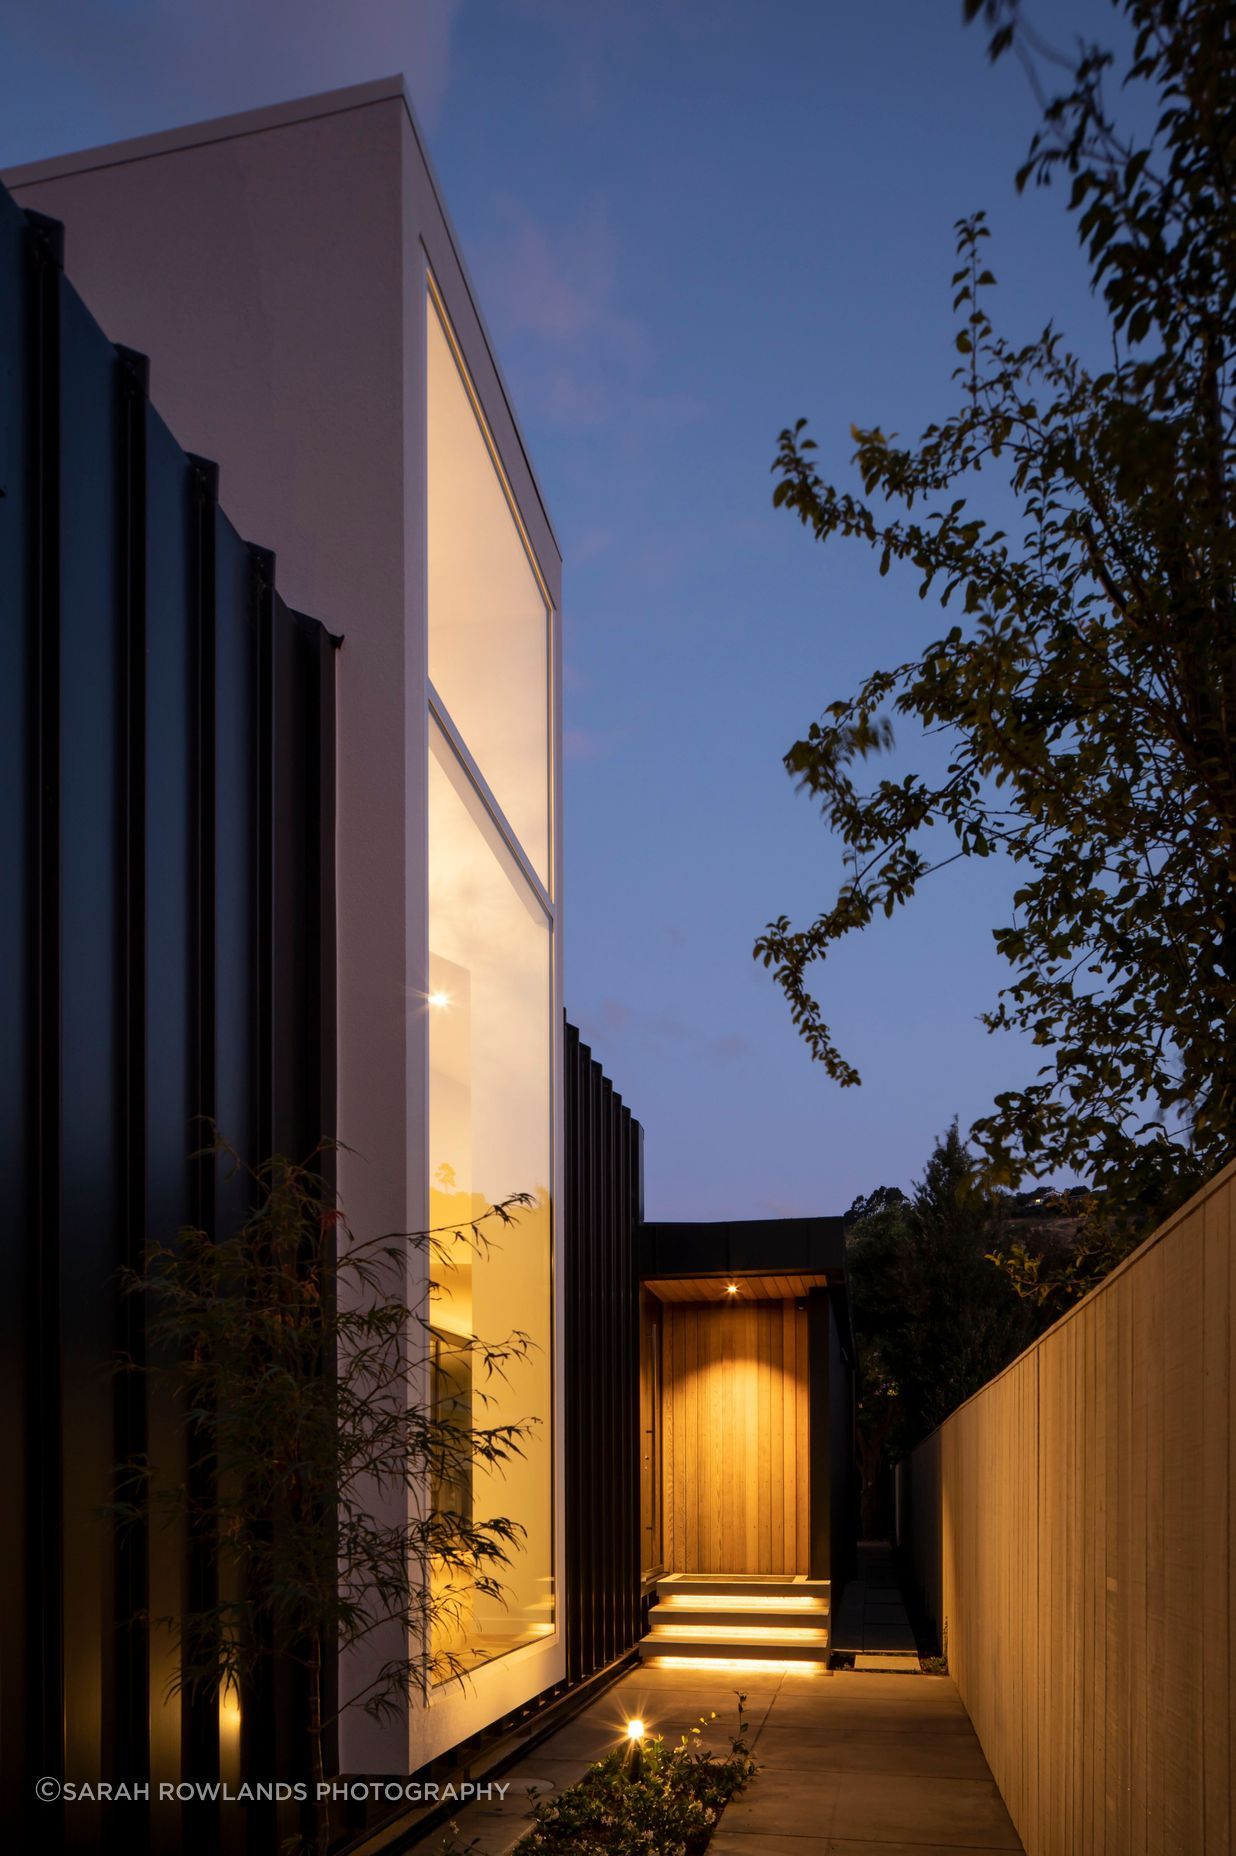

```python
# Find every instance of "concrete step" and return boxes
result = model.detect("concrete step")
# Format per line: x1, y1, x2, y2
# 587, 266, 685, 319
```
642, 1575, 832, 1666
655, 1574, 829, 1602
649, 1598, 828, 1631
639, 1622, 830, 1663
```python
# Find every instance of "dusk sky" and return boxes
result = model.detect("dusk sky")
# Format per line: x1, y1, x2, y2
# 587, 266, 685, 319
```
1, 0, 1126, 1218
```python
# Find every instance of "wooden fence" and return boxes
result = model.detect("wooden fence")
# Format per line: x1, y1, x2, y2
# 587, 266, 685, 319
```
896, 1160, 1234, 1855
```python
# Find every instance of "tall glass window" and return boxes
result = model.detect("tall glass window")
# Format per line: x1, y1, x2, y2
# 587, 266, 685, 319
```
426, 285, 555, 1675
427, 296, 551, 886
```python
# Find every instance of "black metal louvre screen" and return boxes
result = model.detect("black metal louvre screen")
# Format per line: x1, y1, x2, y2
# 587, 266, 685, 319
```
0, 182, 336, 1854
562, 1020, 643, 1686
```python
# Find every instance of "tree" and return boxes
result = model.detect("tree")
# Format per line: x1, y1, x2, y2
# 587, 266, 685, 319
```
843, 1130, 1035, 1532
846, 1126, 1033, 1504
755, 0, 1236, 1237
843, 1188, 910, 1535
117, 1143, 539, 1855
986, 1185, 1136, 1319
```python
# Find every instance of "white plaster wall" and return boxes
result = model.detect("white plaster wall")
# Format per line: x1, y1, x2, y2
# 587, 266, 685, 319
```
4, 78, 565, 1775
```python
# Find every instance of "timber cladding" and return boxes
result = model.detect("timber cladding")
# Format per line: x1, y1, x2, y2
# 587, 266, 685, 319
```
897, 1160, 1235, 1856
662, 1299, 809, 1575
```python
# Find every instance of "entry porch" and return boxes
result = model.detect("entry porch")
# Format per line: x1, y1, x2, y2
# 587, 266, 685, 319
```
637, 1217, 858, 1667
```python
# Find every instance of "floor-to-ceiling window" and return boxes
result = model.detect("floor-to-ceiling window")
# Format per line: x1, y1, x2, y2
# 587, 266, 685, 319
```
426, 284, 554, 1673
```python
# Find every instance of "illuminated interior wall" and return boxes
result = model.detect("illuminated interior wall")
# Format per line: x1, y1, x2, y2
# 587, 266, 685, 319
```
426, 290, 555, 1675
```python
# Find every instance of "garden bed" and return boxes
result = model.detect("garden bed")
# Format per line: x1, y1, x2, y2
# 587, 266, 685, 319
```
509, 1700, 757, 1856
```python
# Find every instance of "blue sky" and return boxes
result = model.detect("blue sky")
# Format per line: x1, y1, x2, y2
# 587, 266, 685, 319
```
1, 0, 1128, 1217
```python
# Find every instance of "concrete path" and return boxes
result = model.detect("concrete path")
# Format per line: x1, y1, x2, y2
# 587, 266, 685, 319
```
708, 1668, 1025, 1854
828, 1541, 920, 1664
434, 1662, 1025, 1855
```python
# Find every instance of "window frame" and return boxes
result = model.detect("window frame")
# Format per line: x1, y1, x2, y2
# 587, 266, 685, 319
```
423, 273, 560, 1681
425, 273, 555, 897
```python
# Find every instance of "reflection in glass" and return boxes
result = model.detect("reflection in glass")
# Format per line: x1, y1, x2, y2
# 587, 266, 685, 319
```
427, 722, 553, 1672
427, 296, 551, 886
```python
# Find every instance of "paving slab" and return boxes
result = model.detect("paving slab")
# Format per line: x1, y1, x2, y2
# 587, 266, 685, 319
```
711, 1668, 1024, 1854
416, 1651, 1024, 1856
514, 1756, 597, 1797
829, 1770, 1021, 1847
534, 1697, 762, 1764
708, 1836, 832, 1855
863, 1623, 925, 1651
716, 1769, 846, 1838
710, 1842, 1016, 1855
826, 1844, 1024, 1855
754, 1724, 992, 1779
829, 1543, 920, 1657
786, 1672, 961, 1704
634, 1665, 807, 1697
761, 1675, 970, 1732
600, 1680, 779, 1715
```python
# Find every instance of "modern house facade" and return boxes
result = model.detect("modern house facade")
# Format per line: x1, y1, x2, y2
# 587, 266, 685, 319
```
6, 77, 566, 1777
1, 80, 856, 1851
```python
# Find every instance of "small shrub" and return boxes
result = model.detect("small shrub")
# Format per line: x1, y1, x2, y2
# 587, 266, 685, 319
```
511, 1697, 757, 1856
921, 1621, 949, 1676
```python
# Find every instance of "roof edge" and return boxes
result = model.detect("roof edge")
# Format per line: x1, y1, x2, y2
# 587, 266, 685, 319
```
1, 75, 408, 188
2, 76, 562, 563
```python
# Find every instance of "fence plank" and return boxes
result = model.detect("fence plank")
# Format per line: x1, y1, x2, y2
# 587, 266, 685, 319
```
898, 1163, 1236, 1856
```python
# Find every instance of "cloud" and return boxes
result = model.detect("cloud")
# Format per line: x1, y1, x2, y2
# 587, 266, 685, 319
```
584, 997, 753, 1068
478, 198, 643, 434
501, 0, 709, 122
503, 0, 639, 119
0, 0, 462, 165
571, 528, 616, 565
475, 198, 708, 440
405, 0, 461, 129
482, 201, 639, 350
564, 725, 628, 765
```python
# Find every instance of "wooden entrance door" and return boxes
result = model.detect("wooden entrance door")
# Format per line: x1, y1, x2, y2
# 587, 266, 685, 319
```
661, 1298, 809, 1574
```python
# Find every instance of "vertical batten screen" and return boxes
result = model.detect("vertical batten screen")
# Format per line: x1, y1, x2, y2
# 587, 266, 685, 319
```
0, 182, 337, 1855
563, 1021, 643, 1685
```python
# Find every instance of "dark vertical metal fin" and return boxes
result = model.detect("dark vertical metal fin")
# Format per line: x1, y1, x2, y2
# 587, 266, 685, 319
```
0, 174, 328, 1843
251, 544, 276, 1169
114, 342, 151, 1850
563, 1019, 643, 1686
0, 180, 35, 1849
29, 195, 66, 1851
184, 457, 221, 1853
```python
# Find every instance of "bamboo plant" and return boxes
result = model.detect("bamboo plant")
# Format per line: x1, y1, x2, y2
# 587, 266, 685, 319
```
116, 1139, 540, 1853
